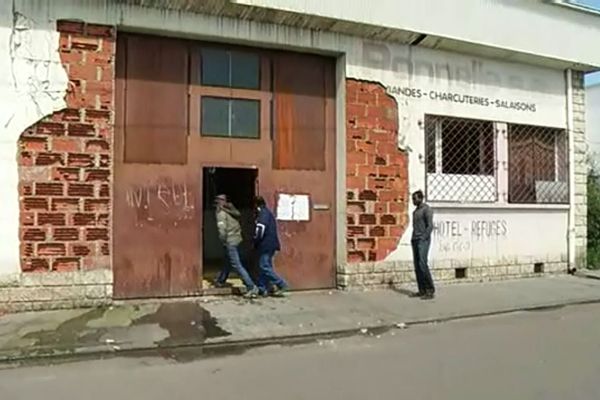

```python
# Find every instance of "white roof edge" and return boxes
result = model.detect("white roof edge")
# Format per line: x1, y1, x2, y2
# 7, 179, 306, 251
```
548, 0, 600, 16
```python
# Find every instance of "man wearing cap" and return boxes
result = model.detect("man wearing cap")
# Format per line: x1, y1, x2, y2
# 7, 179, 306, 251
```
214, 194, 259, 298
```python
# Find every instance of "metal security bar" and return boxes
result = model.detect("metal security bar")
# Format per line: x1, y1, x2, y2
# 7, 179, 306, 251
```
508, 124, 568, 204
425, 115, 497, 202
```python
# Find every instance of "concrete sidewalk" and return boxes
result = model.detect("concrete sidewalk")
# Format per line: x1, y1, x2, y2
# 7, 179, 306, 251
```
1, 275, 600, 364
575, 268, 600, 280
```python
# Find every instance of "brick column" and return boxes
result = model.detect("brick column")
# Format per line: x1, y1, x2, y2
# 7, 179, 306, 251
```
18, 21, 115, 273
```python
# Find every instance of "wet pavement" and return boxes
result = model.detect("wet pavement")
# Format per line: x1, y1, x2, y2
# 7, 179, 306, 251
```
1, 275, 600, 365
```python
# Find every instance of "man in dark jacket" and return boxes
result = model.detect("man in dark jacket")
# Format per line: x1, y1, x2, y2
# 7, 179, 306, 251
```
411, 190, 435, 300
254, 196, 288, 297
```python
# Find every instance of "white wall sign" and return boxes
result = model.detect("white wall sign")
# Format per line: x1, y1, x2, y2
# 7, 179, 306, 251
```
276, 194, 310, 221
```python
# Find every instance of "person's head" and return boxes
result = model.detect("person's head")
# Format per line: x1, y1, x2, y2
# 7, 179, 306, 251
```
412, 190, 425, 207
215, 194, 227, 208
255, 196, 266, 210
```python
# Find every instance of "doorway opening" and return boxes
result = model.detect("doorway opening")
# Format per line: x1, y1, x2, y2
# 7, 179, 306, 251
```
202, 167, 258, 290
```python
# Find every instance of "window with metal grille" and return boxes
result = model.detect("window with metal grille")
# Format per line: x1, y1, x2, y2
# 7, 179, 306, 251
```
425, 115, 496, 202
508, 124, 568, 204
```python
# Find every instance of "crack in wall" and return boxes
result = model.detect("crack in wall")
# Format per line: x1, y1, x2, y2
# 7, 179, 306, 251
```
0, 2, 68, 276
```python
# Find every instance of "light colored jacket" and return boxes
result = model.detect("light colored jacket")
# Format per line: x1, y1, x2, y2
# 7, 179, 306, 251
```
216, 204, 243, 246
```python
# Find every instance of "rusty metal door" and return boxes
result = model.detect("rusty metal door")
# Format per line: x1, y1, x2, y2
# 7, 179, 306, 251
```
113, 34, 200, 298
267, 53, 337, 290
113, 169, 200, 298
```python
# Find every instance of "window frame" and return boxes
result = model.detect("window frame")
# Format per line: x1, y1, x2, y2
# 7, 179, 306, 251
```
189, 44, 272, 140
424, 114, 498, 203
200, 96, 262, 139
507, 123, 568, 205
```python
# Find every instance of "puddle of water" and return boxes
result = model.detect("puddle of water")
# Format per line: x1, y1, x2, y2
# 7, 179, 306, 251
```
132, 302, 230, 347
21, 308, 109, 355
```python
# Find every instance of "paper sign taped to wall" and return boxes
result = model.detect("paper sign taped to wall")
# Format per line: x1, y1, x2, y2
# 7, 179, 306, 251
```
277, 194, 310, 221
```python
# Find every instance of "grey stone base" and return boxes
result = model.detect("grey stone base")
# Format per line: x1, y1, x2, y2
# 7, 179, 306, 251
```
337, 261, 568, 290
0, 270, 113, 313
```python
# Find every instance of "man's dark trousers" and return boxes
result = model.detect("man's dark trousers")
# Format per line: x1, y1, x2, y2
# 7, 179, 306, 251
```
411, 238, 435, 294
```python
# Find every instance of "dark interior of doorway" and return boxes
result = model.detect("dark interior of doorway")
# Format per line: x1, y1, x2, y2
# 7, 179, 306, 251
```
202, 167, 258, 288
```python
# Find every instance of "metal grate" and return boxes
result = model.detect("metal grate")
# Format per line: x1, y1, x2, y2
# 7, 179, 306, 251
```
425, 115, 497, 202
508, 124, 568, 204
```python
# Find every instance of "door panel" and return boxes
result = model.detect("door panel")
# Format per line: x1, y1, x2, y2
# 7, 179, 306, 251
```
113, 166, 200, 298
270, 53, 336, 289
114, 34, 199, 298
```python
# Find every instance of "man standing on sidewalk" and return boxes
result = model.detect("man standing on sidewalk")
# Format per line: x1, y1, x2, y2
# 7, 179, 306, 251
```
254, 196, 289, 297
411, 190, 436, 300
214, 194, 259, 298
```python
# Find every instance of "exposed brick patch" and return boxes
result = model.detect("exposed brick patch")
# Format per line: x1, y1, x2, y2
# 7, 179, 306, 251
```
38, 213, 66, 226
38, 243, 66, 256
72, 213, 96, 226
51, 198, 81, 212
86, 228, 109, 241
23, 197, 49, 211
22, 258, 50, 272
53, 228, 80, 241
22, 228, 47, 241
52, 257, 80, 271
17, 21, 114, 273
346, 79, 409, 263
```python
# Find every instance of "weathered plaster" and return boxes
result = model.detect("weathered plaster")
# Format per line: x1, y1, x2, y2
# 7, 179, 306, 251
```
0, 2, 68, 275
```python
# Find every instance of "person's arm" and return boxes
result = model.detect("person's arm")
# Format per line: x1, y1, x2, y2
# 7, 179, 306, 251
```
425, 207, 434, 238
254, 210, 267, 244
224, 203, 241, 219
216, 210, 227, 243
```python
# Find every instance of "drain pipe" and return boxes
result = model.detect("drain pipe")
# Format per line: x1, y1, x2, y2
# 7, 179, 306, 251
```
566, 69, 576, 273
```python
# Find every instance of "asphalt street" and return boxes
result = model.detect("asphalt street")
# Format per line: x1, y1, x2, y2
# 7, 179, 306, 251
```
1, 303, 599, 400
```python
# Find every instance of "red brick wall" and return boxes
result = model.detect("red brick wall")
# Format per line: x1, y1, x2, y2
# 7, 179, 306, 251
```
17, 21, 115, 273
346, 79, 409, 263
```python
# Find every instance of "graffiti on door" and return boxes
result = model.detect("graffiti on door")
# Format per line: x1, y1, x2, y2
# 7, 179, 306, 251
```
125, 177, 195, 227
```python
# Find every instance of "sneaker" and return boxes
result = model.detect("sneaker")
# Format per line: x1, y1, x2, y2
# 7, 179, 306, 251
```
420, 291, 435, 300
243, 287, 259, 299
212, 280, 227, 289
271, 287, 289, 298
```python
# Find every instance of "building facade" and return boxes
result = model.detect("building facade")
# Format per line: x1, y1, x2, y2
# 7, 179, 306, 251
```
0, 0, 597, 310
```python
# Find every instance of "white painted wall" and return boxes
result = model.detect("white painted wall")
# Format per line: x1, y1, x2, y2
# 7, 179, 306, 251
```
431, 209, 567, 265
587, 84, 600, 168
345, 40, 569, 263
233, 0, 600, 68
0, 1, 68, 276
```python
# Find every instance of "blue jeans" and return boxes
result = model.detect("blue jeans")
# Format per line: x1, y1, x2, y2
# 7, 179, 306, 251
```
411, 239, 435, 294
257, 251, 288, 294
217, 244, 256, 290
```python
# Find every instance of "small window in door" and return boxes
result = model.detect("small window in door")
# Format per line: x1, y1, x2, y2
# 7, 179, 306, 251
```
200, 97, 260, 139
201, 48, 260, 90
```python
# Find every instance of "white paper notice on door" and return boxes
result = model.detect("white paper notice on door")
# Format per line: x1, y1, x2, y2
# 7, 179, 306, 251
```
276, 194, 310, 221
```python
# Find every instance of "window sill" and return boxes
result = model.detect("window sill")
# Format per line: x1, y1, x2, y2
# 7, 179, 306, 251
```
429, 202, 570, 210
